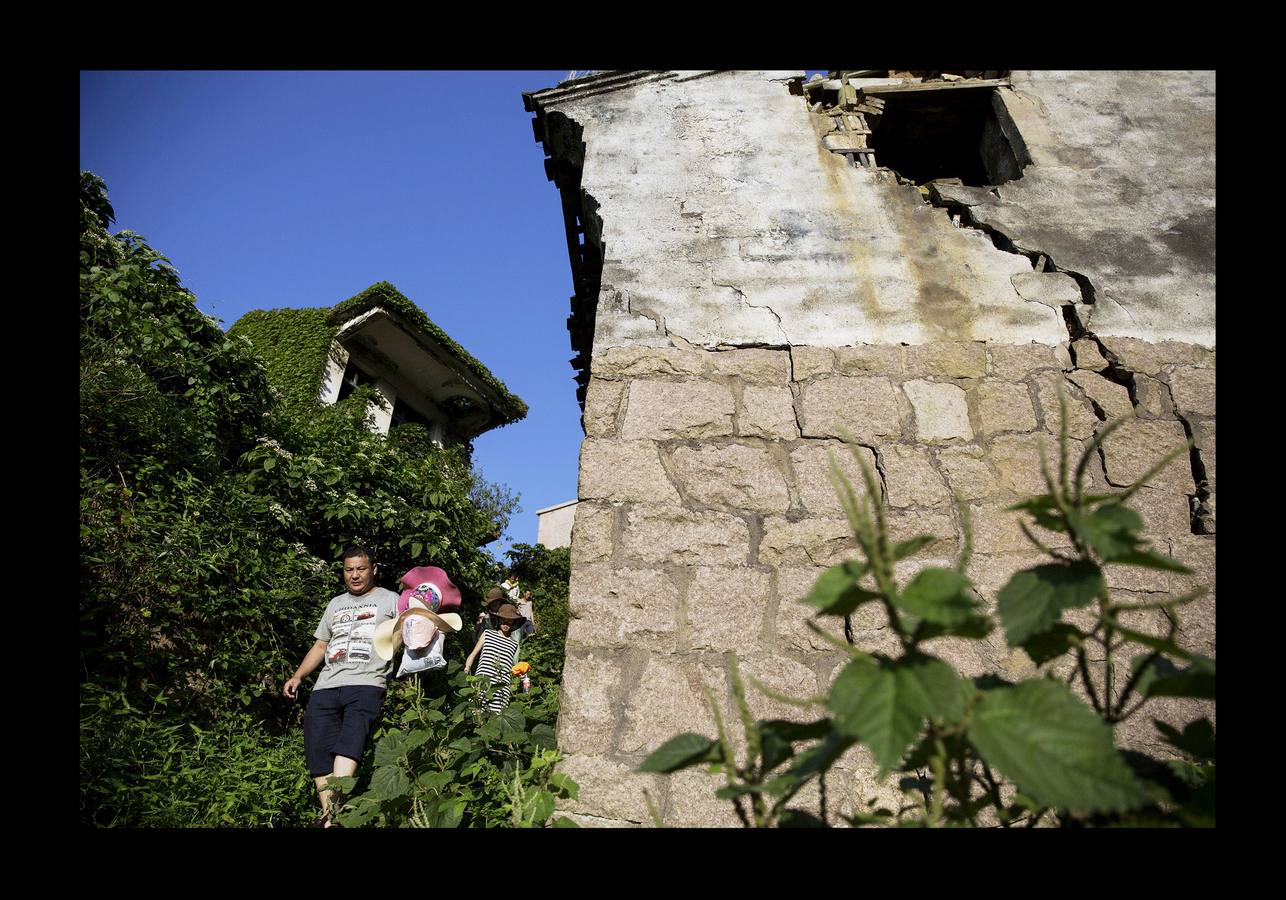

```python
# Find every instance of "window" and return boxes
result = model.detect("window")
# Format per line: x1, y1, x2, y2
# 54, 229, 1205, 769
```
336, 360, 378, 401
390, 396, 432, 429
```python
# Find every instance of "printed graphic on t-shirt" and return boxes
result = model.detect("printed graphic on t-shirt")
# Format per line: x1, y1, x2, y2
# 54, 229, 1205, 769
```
327, 603, 379, 665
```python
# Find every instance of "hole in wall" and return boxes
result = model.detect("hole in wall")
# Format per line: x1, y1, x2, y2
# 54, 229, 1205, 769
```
870, 87, 1021, 186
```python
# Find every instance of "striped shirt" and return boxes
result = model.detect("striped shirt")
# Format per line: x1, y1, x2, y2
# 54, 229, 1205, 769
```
475, 630, 519, 711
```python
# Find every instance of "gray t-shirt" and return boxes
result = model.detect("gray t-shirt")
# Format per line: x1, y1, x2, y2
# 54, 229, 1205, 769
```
313, 587, 399, 691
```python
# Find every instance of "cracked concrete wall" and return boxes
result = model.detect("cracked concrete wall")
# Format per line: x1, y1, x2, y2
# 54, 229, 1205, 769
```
526, 70, 1214, 827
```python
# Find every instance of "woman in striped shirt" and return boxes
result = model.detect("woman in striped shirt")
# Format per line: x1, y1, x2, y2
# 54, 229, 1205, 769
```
465, 602, 525, 711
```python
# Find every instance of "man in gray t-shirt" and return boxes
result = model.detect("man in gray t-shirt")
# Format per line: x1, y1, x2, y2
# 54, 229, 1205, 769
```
284, 545, 397, 826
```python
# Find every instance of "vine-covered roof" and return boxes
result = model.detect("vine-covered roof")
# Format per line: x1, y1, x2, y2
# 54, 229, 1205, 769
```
229, 282, 527, 425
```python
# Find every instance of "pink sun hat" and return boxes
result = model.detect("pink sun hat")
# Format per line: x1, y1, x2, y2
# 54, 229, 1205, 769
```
398, 565, 463, 618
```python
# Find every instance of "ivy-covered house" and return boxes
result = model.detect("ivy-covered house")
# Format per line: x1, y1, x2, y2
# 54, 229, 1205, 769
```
229, 282, 526, 444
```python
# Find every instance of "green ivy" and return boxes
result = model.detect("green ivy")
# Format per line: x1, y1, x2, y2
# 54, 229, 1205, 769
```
79, 172, 530, 826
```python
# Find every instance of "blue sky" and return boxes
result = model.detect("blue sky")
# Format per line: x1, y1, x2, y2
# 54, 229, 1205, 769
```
80, 70, 584, 558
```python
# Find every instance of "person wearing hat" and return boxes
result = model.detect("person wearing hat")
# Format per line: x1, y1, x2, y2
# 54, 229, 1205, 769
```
283, 545, 398, 827
464, 602, 526, 712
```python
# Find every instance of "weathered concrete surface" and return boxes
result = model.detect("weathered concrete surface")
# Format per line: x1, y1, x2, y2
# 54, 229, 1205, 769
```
979, 71, 1216, 346
540, 71, 1066, 350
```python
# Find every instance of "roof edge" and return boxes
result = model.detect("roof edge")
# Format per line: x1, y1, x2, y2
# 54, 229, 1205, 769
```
523, 71, 725, 111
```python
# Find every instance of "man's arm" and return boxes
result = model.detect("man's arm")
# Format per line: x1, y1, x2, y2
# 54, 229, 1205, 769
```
283, 639, 328, 698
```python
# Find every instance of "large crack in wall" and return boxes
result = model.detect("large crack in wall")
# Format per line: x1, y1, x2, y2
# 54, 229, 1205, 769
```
804, 75, 1211, 535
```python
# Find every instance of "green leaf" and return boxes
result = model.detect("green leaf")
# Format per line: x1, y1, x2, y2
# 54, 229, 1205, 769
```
1154, 718, 1215, 762
828, 653, 968, 772
1073, 502, 1143, 561
891, 535, 936, 561
530, 723, 557, 750
914, 614, 994, 641
263, 457, 276, 471
1139, 656, 1215, 700
369, 765, 411, 802
802, 560, 878, 616
896, 568, 977, 625
548, 772, 579, 801
967, 679, 1150, 814
552, 816, 580, 828
411, 542, 423, 559
778, 809, 827, 827
1021, 623, 1083, 665
997, 560, 1104, 645
638, 733, 723, 773
755, 719, 831, 773
373, 732, 409, 767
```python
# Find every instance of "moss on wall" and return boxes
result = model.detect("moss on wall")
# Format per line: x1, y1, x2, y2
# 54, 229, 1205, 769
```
227, 281, 527, 426
227, 307, 338, 408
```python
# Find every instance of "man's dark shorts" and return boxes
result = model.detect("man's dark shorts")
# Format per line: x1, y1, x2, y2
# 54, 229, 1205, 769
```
303, 685, 385, 776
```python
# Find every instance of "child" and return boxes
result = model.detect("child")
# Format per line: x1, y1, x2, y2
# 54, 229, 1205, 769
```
464, 603, 526, 712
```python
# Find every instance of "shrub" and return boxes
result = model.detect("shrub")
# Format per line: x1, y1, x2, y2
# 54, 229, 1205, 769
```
641, 399, 1214, 828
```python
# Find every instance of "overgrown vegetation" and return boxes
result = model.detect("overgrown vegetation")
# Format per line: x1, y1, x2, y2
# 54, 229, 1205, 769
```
642, 399, 1214, 827
503, 542, 572, 687
79, 172, 565, 827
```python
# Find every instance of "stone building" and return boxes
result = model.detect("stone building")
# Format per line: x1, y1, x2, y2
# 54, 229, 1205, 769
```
523, 70, 1215, 826
229, 281, 526, 444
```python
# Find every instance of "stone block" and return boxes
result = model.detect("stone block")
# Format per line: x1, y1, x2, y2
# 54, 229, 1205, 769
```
580, 439, 681, 504
886, 508, 959, 556
570, 501, 615, 565
618, 657, 723, 755
989, 432, 1085, 497
670, 443, 791, 514
1071, 338, 1110, 372
790, 441, 879, 516
759, 516, 856, 568
620, 506, 751, 566
903, 380, 972, 442
686, 567, 773, 655
987, 342, 1065, 380
1096, 337, 1209, 376
556, 652, 626, 756
739, 385, 800, 440
834, 345, 903, 376
1067, 370, 1133, 419
1100, 419, 1195, 495
1032, 372, 1098, 440
1167, 366, 1216, 417
740, 655, 824, 723
1011, 272, 1083, 308
918, 635, 996, 678
773, 566, 860, 651
904, 342, 987, 378
592, 346, 706, 378
965, 552, 1047, 606
583, 377, 625, 437
970, 504, 1072, 556
567, 566, 681, 652
799, 375, 903, 442
709, 348, 791, 382
881, 444, 950, 508
1103, 556, 1169, 593
935, 445, 1002, 500
1168, 534, 1216, 596
662, 769, 746, 827
1130, 486, 1193, 538
556, 754, 664, 824
790, 346, 835, 380
1177, 592, 1215, 657
620, 379, 735, 440
975, 379, 1038, 435
1131, 373, 1171, 418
